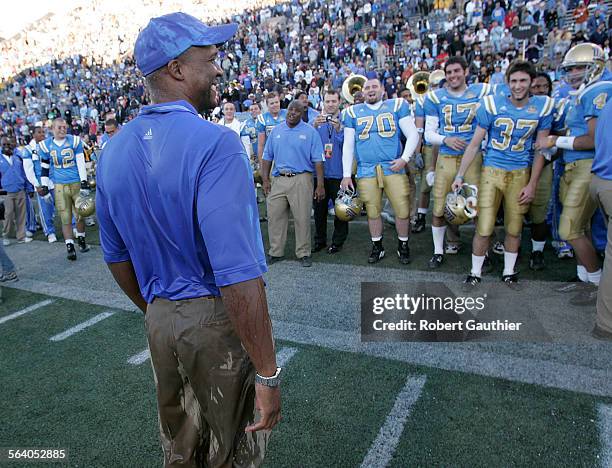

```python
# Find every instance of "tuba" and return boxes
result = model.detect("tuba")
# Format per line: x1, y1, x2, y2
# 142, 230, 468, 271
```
407, 71, 430, 99
341, 74, 367, 104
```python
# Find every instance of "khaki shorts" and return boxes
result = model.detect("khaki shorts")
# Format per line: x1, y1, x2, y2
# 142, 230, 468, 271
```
476, 166, 531, 237
529, 163, 553, 225
146, 296, 268, 467
559, 159, 597, 241
357, 166, 411, 220
54, 182, 81, 225
432, 153, 482, 218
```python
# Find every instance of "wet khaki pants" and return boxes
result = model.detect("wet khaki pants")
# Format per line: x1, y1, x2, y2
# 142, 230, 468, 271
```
590, 175, 612, 334
145, 296, 269, 467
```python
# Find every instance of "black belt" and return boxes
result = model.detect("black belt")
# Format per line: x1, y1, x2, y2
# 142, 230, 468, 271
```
278, 172, 300, 177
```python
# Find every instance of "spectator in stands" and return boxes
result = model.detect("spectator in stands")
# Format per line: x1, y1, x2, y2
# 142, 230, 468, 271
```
573, 1, 589, 33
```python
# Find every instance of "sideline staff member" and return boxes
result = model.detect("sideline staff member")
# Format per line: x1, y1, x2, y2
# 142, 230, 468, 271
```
96, 13, 281, 467
261, 100, 325, 267
310, 89, 348, 254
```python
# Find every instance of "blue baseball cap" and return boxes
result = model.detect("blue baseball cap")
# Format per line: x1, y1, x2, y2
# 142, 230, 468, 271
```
135, 12, 238, 76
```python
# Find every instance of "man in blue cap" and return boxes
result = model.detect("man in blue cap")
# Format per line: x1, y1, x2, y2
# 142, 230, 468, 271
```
96, 12, 281, 466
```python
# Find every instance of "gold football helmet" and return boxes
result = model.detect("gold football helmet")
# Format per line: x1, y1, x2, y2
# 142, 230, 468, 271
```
560, 43, 606, 89
443, 184, 478, 225
334, 188, 364, 222
75, 193, 95, 218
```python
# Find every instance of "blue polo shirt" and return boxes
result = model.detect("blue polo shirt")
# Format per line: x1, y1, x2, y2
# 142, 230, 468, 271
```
593, 98, 612, 180
310, 119, 344, 179
96, 100, 267, 303
262, 121, 324, 177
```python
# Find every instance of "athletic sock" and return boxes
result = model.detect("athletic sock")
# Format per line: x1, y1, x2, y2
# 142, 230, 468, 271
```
577, 265, 588, 282
371, 236, 382, 242
587, 269, 602, 286
471, 254, 486, 278
531, 239, 545, 252
417, 208, 428, 215
503, 251, 518, 276
65, 239, 74, 245
398, 236, 409, 242
432, 225, 446, 255
76, 232, 86, 238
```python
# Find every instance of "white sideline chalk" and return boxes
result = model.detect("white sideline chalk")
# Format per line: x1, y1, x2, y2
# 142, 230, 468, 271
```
49, 311, 115, 341
360, 374, 427, 468
0, 299, 54, 325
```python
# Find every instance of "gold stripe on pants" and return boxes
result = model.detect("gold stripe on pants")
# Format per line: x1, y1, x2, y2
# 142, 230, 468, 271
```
145, 296, 268, 467
266, 172, 313, 258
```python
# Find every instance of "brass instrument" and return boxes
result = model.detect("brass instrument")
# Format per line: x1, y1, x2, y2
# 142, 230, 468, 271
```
341, 74, 367, 104
407, 71, 430, 99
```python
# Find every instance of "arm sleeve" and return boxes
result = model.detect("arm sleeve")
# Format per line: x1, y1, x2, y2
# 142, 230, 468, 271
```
241, 135, 253, 157
76, 152, 87, 181
342, 127, 356, 178
424, 116, 445, 145
310, 130, 325, 163
399, 116, 419, 162
262, 130, 274, 162
197, 152, 267, 286
22, 158, 39, 187
97, 183, 130, 263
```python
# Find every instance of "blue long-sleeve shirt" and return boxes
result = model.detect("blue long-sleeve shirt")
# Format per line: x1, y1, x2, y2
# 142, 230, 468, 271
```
0, 153, 27, 193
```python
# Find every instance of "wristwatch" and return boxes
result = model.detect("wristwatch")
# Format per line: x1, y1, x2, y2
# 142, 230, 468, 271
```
255, 367, 282, 387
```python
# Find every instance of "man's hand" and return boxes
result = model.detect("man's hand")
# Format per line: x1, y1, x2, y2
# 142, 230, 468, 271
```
389, 158, 407, 172
245, 385, 281, 432
36, 186, 47, 196
518, 183, 536, 205
262, 179, 271, 196
314, 183, 325, 201
535, 135, 557, 150
80, 180, 90, 196
312, 114, 326, 128
444, 136, 468, 152
451, 176, 464, 193
340, 177, 354, 191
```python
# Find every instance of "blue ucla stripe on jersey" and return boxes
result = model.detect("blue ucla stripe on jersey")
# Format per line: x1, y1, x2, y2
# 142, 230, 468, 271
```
476, 94, 554, 170
424, 83, 493, 156
341, 98, 410, 178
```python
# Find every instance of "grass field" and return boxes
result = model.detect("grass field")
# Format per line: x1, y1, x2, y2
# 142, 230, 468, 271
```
1, 287, 610, 467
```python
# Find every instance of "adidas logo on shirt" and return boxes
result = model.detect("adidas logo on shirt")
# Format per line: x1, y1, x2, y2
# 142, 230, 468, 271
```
144, 128, 153, 140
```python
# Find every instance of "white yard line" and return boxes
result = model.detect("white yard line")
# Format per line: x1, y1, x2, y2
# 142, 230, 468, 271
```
127, 348, 150, 365
360, 375, 427, 468
49, 311, 115, 341
0, 299, 54, 325
598, 403, 612, 468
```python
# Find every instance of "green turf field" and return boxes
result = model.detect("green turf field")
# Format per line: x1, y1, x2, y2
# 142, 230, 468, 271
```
1, 288, 610, 467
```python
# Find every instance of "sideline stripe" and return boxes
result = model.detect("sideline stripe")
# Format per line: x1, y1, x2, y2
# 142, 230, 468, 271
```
360, 375, 426, 468
598, 403, 612, 468
127, 346, 299, 367
49, 311, 115, 341
276, 346, 298, 367
127, 349, 150, 365
0, 299, 54, 325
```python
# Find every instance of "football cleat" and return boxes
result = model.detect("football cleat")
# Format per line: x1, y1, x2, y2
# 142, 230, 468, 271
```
502, 273, 521, 290
428, 254, 444, 269
445, 243, 460, 255
397, 240, 411, 264
368, 242, 385, 264
334, 188, 364, 222
327, 244, 342, 254
443, 183, 478, 225
557, 244, 574, 259
529, 251, 545, 271
463, 275, 482, 287
569, 283, 598, 306
48, 234, 57, 243
77, 236, 90, 253
412, 213, 426, 233
67, 243, 77, 261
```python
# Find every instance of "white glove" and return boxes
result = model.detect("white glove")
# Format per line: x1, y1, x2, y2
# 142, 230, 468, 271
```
426, 171, 435, 187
